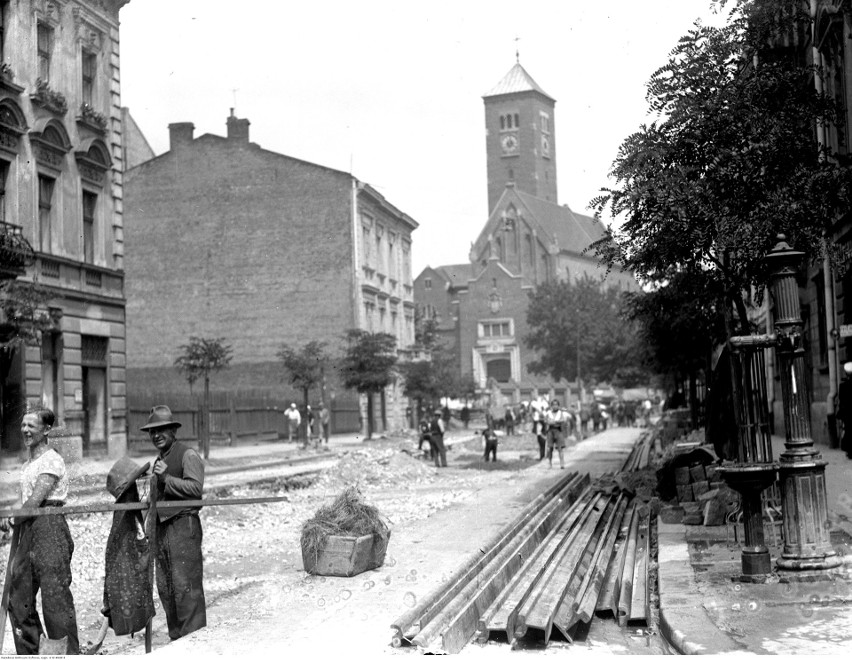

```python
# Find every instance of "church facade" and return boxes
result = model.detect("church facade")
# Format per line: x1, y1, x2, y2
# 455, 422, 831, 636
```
414, 61, 635, 403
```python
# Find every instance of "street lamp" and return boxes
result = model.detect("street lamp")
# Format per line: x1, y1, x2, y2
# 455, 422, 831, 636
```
766, 236, 841, 572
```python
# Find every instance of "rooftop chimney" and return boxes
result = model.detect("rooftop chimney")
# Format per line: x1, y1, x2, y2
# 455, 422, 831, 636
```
168, 122, 194, 150
226, 108, 250, 143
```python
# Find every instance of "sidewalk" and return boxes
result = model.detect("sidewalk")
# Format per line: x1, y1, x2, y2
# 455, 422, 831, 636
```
658, 436, 852, 654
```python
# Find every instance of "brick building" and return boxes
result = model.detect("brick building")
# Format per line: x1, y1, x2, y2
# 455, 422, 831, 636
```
123, 112, 418, 432
414, 61, 636, 402
0, 0, 131, 459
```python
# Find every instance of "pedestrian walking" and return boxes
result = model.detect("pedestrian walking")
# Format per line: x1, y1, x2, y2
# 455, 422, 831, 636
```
536, 420, 548, 460
591, 404, 602, 433
544, 399, 570, 469
304, 405, 315, 448
482, 426, 498, 462
430, 411, 448, 468
418, 416, 432, 459
0, 408, 79, 655
460, 405, 471, 429
102, 457, 155, 638
141, 405, 207, 640
318, 403, 331, 444
285, 402, 301, 442
839, 362, 852, 458
504, 406, 516, 435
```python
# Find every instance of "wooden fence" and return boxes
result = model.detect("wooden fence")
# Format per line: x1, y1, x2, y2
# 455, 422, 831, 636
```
127, 390, 361, 449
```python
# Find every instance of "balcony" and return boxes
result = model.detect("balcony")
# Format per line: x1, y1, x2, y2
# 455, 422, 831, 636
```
0, 221, 35, 280
30, 79, 68, 116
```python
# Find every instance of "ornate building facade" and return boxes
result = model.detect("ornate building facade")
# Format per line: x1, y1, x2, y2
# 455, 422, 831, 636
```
0, 0, 130, 458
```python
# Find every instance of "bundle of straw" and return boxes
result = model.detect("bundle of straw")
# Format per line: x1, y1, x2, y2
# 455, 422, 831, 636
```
300, 486, 389, 559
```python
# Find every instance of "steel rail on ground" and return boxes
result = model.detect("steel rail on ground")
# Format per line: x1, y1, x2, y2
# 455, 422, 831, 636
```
389, 469, 587, 648
392, 430, 658, 653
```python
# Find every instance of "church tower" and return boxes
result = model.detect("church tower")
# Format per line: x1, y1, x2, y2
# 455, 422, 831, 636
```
483, 61, 558, 215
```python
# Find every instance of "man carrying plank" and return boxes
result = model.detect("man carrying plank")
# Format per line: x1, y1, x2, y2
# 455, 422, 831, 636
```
141, 405, 207, 640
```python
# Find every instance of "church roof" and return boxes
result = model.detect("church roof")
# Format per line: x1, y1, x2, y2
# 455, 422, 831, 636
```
514, 190, 606, 254
484, 62, 555, 101
436, 263, 474, 288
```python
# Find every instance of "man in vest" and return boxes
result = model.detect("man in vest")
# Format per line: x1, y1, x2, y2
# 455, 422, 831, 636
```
141, 405, 207, 640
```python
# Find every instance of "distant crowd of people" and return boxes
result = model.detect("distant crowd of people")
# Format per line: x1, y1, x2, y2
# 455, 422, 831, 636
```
415, 396, 658, 467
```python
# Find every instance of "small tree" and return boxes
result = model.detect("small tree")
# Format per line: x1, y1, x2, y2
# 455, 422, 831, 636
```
277, 340, 329, 436
340, 330, 397, 439
0, 280, 55, 350
174, 336, 233, 459
525, 274, 646, 388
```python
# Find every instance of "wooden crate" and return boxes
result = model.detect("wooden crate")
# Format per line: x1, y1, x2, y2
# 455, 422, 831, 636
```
302, 531, 391, 577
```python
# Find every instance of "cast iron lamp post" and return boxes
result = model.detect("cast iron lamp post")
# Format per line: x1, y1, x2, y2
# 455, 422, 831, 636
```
766, 236, 841, 571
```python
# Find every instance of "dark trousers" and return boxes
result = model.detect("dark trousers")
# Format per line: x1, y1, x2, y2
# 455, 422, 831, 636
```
483, 440, 497, 462
430, 434, 447, 467
537, 434, 546, 460
8, 515, 79, 655
842, 426, 852, 458
156, 514, 207, 640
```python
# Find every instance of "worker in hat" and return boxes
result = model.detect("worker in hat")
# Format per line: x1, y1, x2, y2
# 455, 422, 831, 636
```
141, 405, 206, 640
101, 457, 155, 638
284, 402, 301, 443
839, 363, 852, 459
0, 408, 79, 654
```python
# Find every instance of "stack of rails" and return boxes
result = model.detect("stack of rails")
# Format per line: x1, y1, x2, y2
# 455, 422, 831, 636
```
390, 461, 654, 652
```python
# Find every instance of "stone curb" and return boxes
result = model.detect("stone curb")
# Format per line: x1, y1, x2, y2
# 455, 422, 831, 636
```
657, 519, 746, 655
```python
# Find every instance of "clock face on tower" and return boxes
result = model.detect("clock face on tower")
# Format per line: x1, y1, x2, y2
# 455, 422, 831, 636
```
541, 135, 551, 157
501, 133, 519, 154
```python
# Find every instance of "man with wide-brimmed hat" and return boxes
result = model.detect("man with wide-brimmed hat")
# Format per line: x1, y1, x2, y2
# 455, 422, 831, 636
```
102, 457, 155, 639
140, 405, 206, 640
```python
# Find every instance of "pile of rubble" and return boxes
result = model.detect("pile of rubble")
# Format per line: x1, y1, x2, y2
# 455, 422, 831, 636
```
315, 447, 436, 491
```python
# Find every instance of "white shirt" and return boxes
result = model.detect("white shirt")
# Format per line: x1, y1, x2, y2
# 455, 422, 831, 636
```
20, 448, 68, 503
545, 408, 571, 426
285, 408, 301, 424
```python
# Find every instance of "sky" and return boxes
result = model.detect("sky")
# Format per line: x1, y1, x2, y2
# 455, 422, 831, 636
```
119, 0, 726, 276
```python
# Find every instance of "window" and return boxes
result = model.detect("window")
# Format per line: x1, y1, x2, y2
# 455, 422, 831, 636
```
82, 51, 96, 106
481, 321, 512, 338
37, 22, 53, 83
38, 175, 54, 252
83, 191, 97, 264
424, 278, 432, 290
402, 242, 411, 285
501, 112, 520, 131
540, 112, 550, 134
41, 332, 61, 413
0, 2, 8, 61
0, 160, 7, 225
361, 222, 372, 267
375, 227, 384, 273
387, 233, 396, 281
